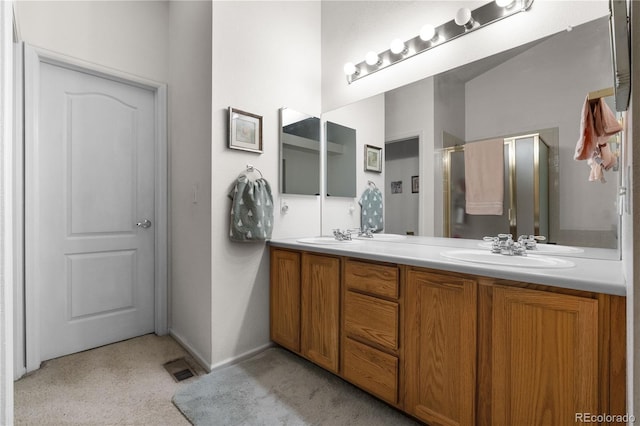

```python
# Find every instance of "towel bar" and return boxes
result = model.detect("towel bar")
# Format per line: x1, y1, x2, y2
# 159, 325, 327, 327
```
588, 87, 614, 101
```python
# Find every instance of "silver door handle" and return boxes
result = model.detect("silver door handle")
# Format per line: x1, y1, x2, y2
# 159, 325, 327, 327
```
136, 219, 152, 229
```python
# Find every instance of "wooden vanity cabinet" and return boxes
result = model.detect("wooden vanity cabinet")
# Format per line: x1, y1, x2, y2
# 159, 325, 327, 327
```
342, 259, 401, 405
269, 248, 341, 373
476, 281, 627, 426
270, 247, 626, 425
269, 248, 301, 353
404, 267, 478, 426
301, 252, 341, 373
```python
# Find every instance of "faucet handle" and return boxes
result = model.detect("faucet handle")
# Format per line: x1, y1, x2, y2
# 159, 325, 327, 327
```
483, 236, 502, 253
512, 241, 528, 256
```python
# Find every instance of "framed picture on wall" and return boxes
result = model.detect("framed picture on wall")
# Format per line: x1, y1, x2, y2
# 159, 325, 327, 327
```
391, 181, 402, 194
411, 175, 419, 193
228, 107, 263, 153
365, 144, 382, 172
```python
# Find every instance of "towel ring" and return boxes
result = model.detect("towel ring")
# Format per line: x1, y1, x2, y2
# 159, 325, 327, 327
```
245, 164, 263, 178
367, 180, 377, 188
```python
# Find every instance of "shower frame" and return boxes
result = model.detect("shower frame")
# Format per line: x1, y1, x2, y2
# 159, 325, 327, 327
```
442, 133, 547, 238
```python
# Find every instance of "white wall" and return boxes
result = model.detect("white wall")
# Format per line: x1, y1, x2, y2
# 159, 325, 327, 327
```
210, 1, 321, 369
385, 78, 435, 236
167, 1, 212, 368
321, 1, 609, 112
322, 94, 385, 235
14, 1, 169, 83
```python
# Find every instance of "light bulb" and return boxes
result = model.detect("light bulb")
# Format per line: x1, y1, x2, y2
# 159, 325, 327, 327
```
419, 24, 437, 42
390, 38, 406, 55
365, 51, 380, 66
455, 8, 475, 30
495, 0, 515, 7
343, 62, 358, 76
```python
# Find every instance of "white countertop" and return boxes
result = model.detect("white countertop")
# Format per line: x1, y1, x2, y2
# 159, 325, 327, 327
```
269, 235, 626, 296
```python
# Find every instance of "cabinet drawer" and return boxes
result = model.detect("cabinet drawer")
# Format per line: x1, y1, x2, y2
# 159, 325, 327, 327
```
343, 338, 398, 405
345, 260, 398, 299
345, 291, 398, 351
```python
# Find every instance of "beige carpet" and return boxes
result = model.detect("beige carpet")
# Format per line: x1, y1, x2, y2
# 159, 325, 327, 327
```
14, 334, 204, 425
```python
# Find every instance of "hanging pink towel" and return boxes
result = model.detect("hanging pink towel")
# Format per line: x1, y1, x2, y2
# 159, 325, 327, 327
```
464, 139, 504, 215
575, 96, 622, 161
593, 97, 622, 138
574, 95, 596, 161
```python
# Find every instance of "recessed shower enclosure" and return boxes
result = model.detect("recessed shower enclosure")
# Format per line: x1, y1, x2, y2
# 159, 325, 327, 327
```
443, 133, 549, 240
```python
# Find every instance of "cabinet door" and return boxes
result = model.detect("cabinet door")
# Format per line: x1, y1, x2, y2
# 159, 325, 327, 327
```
270, 248, 301, 352
405, 269, 477, 426
491, 285, 598, 426
301, 253, 340, 373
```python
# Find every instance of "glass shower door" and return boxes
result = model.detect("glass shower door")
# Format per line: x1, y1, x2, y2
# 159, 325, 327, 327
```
445, 144, 510, 239
443, 134, 549, 240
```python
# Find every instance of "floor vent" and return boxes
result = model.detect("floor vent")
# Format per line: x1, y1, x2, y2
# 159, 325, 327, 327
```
164, 358, 197, 382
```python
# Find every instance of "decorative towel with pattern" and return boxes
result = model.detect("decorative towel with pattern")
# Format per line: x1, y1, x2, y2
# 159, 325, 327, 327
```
359, 186, 383, 232
228, 175, 274, 242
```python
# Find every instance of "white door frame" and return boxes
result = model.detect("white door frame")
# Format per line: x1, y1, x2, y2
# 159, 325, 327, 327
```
1, 0, 15, 423
23, 45, 168, 373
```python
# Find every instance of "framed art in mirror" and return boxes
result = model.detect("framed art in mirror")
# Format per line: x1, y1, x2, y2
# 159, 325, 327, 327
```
228, 107, 263, 153
365, 144, 382, 173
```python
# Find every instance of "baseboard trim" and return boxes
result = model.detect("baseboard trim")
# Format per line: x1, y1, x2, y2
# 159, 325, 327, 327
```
209, 342, 275, 372
13, 365, 26, 382
168, 329, 213, 373
168, 329, 275, 373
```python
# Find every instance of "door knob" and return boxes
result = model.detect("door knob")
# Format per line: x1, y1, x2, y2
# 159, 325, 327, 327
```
136, 219, 152, 229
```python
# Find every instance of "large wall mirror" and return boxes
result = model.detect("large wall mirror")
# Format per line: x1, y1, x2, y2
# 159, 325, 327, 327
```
322, 15, 622, 257
280, 107, 320, 196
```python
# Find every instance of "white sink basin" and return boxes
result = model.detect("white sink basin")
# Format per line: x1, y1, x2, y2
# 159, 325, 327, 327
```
355, 233, 407, 242
441, 249, 575, 269
478, 241, 584, 254
296, 237, 361, 245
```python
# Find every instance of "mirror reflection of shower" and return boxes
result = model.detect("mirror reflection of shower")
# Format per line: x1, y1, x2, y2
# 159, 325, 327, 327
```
443, 133, 549, 241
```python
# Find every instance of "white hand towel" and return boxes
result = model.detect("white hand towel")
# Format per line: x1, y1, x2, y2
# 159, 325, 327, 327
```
464, 139, 504, 215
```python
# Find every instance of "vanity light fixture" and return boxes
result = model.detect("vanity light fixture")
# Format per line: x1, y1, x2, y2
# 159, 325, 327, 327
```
344, 0, 534, 84
419, 24, 438, 43
495, 0, 517, 8
390, 38, 408, 55
454, 8, 476, 30
365, 51, 382, 66
343, 62, 358, 77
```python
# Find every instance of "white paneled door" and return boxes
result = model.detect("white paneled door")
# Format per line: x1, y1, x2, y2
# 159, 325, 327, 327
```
29, 60, 157, 362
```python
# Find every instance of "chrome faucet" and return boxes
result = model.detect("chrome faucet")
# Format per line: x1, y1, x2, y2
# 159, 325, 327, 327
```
332, 229, 353, 241
483, 234, 527, 256
483, 234, 547, 256
333, 228, 374, 241
352, 228, 374, 238
517, 234, 546, 249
